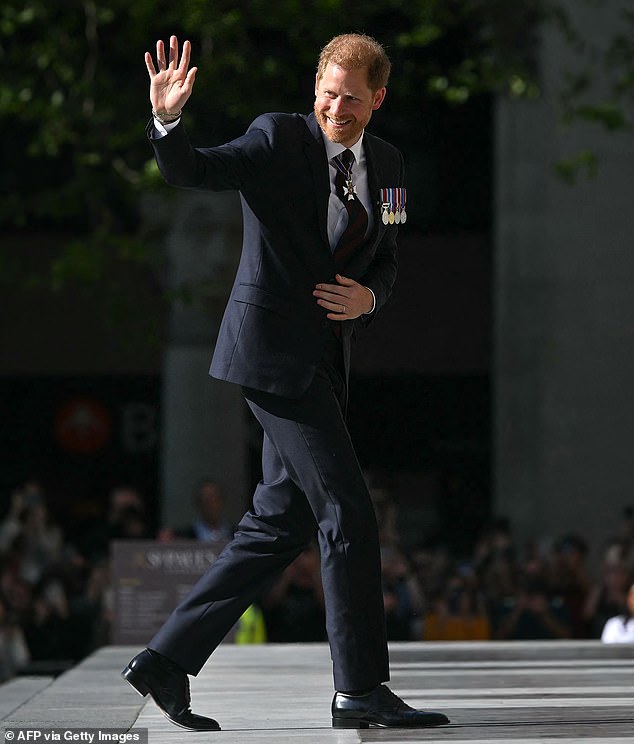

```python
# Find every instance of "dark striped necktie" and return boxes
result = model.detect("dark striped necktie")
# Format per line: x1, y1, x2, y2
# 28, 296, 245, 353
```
332, 149, 368, 267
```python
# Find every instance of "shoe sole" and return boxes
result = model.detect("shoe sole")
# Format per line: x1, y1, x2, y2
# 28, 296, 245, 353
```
332, 717, 371, 729
332, 717, 448, 729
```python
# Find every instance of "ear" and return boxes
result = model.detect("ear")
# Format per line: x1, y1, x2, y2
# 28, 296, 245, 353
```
372, 87, 387, 111
314, 72, 320, 97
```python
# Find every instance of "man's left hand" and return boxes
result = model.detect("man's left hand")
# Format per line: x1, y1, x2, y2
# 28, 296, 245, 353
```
313, 274, 373, 321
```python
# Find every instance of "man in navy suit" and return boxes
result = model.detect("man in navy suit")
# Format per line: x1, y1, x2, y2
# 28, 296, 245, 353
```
122, 33, 449, 731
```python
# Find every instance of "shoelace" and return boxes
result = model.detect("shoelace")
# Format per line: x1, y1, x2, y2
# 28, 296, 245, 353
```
383, 687, 409, 712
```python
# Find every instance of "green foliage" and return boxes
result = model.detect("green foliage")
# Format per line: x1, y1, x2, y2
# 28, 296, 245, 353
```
2, 0, 627, 292
551, 0, 634, 181
554, 149, 598, 184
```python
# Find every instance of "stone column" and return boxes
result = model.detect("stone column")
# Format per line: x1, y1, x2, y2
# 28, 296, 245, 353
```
143, 191, 248, 530
493, 1, 634, 556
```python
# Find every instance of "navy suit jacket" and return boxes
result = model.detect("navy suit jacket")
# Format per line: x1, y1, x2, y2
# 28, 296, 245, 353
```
148, 111, 404, 398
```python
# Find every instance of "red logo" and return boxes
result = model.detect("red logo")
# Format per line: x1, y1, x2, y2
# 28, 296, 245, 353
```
55, 397, 112, 454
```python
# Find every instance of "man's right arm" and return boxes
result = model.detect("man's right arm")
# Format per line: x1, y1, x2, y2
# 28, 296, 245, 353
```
145, 35, 247, 191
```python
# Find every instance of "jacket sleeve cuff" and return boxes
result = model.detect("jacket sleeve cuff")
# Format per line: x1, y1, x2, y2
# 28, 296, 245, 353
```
152, 117, 181, 138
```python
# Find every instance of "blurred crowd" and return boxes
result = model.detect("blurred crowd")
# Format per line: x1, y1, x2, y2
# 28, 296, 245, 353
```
2, 475, 634, 685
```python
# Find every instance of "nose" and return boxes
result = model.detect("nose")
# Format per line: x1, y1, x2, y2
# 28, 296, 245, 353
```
330, 96, 345, 115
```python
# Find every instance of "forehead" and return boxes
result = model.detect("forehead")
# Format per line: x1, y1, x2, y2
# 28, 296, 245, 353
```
317, 63, 371, 93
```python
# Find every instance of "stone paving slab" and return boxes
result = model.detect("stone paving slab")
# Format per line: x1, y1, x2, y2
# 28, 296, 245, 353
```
1, 647, 145, 730
2, 641, 633, 743
0, 676, 53, 720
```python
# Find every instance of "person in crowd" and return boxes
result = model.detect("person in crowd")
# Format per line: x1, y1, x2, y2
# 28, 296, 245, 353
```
548, 533, 592, 638
179, 480, 234, 543
81, 485, 149, 560
600, 578, 634, 643
423, 565, 491, 641
583, 540, 633, 637
473, 519, 519, 636
493, 571, 571, 640
21, 576, 73, 664
0, 592, 30, 682
0, 482, 64, 584
381, 546, 424, 640
262, 544, 326, 642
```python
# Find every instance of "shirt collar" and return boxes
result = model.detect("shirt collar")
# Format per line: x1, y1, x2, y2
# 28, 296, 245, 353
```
322, 131, 365, 165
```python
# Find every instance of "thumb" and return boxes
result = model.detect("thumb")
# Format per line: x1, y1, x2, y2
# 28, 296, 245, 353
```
335, 273, 356, 286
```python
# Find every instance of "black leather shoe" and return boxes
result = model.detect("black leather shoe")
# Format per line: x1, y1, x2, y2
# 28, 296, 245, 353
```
332, 684, 449, 728
122, 648, 220, 731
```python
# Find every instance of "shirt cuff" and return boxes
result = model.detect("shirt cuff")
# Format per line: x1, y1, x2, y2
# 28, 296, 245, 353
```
363, 287, 376, 315
153, 117, 181, 138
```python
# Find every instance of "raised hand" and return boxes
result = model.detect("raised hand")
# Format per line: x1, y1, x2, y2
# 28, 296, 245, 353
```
145, 35, 197, 115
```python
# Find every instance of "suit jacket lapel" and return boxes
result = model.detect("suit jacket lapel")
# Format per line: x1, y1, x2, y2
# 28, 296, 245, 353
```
303, 113, 330, 250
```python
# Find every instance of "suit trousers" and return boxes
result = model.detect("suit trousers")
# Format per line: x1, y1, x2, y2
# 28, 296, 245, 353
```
148, 334, 389, 692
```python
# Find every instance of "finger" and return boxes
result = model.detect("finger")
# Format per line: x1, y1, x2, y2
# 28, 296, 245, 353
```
314, 283, 348, 296
169, 35, 178, 69
335, 273, 356, 286
156, 39, 166, 70
316, 298, 347, 313
145, 51, 157, 77
178, 39, 191, 74
314, 290, 349, 304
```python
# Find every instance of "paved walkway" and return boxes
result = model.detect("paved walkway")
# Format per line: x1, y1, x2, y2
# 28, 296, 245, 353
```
2, 641, 633, 743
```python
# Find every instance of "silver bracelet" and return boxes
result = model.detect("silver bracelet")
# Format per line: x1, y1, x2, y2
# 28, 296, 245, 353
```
152, 108, 182, 124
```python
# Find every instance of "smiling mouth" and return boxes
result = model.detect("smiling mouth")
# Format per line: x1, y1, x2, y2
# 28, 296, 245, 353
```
327, 117, 352, 127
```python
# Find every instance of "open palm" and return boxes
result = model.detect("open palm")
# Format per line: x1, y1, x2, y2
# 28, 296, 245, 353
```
145, 35, 197, 114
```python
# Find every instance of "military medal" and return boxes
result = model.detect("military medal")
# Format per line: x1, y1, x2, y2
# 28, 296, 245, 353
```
380, 187, 407, 226
333, 152, 357, 201
344, 177, 356, 201
398, 187, 407, 223
386, 188, 394, 223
